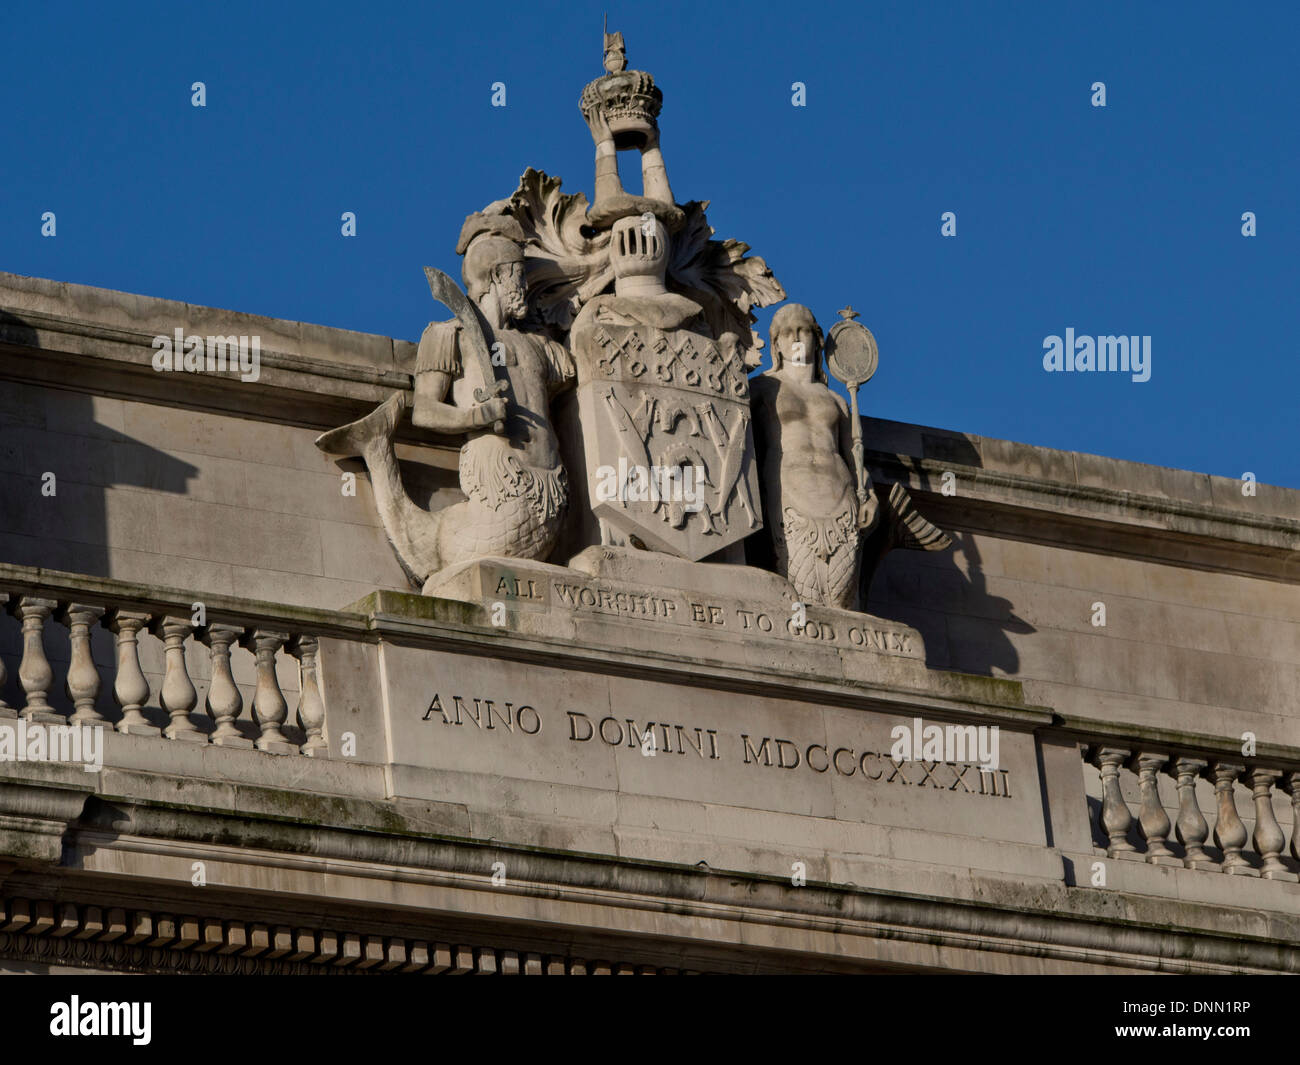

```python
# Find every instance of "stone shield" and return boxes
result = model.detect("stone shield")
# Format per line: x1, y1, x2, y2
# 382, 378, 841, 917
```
574, 319, 762, 560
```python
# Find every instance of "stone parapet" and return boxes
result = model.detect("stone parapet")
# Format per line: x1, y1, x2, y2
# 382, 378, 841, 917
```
0, 562, 1295, 971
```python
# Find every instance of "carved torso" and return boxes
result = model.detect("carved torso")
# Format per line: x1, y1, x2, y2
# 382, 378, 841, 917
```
751, 373, 855, 518
751, 371, 860, 608
446, 325, 573, 474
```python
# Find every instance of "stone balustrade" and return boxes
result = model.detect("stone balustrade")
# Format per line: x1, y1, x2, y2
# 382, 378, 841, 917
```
0, 569, 332, 758
10, 564, 1300, 903
1084, 744, 1300, 881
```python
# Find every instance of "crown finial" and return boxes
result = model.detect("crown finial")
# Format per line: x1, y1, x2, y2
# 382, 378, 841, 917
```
602, 16, 627, 73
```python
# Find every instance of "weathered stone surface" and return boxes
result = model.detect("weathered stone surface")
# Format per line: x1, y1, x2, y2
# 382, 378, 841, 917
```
1, 28, 1299, 978
421, 549, 926, 664
753, 305, 875, 608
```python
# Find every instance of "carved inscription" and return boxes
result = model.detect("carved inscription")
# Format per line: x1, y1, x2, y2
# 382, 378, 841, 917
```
550, 579, 917, 657
473, 564, 552, 610
422, 693, 1011, 799
451, 560, 923, 658
740, 735, 1012, 796
423, 694, 541, 734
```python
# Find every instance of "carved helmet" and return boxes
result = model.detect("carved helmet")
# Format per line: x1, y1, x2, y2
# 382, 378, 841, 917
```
609, 213, 668, 284
456, 210, 527, 302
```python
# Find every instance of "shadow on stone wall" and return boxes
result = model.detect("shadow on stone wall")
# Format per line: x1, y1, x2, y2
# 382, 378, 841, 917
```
323, 449, 462, 592
0, 310, 198, 714
851, 426, 1038, 676
865, 530, 1034, 677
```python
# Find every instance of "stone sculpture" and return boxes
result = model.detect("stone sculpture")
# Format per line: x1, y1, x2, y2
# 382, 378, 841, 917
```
561, 31, 777, 561
751, 304, 878, 608
315, 26, 947, 612
315, 213, 574, 589
753, 304, 952, 609
580, 23, 682, 233
569, 213, 760, 560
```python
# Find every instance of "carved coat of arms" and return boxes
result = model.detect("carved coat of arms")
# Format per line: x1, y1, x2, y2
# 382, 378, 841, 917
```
571, 292, 761, 560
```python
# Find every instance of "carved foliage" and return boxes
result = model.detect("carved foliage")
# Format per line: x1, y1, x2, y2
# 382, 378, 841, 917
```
506, 168, 612, 330
668, 200, 786, 366
497, 171, 786, 352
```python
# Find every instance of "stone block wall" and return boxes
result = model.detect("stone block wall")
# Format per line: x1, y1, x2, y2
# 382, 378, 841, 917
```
1, 272, 1297, 746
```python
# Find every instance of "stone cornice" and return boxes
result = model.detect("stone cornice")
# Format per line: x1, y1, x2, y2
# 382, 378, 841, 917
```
0, 894, 691, 975
0, 273, 419, 436
873, 452, 1300, 580
1, 777, 1295, 974
876, 452, 1300, 541
1048, 717, 1300, 769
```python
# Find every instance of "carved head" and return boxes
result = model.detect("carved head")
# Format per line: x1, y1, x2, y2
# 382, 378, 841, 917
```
769, 303, 825, 382
463, 235, 528, 320
610, 214, 668, 293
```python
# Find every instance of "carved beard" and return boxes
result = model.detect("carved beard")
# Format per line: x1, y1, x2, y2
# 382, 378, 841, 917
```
497, 280, 527, 321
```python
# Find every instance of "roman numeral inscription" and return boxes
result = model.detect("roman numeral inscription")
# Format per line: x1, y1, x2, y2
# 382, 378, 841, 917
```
740, 736, 1012, 797
421, 694, 1012, 799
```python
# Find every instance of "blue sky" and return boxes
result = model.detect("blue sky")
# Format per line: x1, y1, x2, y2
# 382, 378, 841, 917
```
4, 1, 1298, 487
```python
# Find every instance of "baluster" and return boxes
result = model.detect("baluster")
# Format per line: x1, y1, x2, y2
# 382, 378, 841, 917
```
242, 630, 296, 754
1089, 747, 1137, 857
151, 617, 205, 743
1205, 762, 1258, 876
1168, 757, 1215, 870
59, 603, 105, 726
289, 635, 328, 757
1248, 768, 1296, 881
202, 624, 251, 748
1284, 773, 1300, 866
106, 611, 158, 736
1130, 752, 1179, 866
0, 593, 13, 719
14, 597, 59, 722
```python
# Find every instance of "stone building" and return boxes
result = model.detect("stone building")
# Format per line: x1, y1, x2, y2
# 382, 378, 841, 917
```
0, 36, 1297, 975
